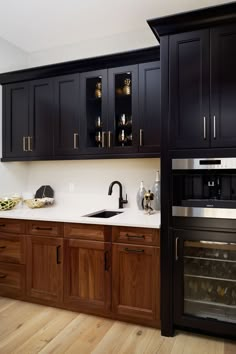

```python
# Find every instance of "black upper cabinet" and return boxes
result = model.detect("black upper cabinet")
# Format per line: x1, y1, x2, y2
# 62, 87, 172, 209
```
80, 63, 160, 156
139, 61, 161, 153
1, 47, 161, 161
4, 82, 29, 158
29, 79, 53, 157
211, 24, 236, 148
80, 69, 108, 154
108, 65, 138, 154
4, 79, 53, 159
169, 23, 236, 150
169, 31, 210, 149
54, 74, 80, 156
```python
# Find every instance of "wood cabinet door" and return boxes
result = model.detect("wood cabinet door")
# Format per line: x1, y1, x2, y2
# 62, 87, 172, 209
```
29, 78, 54, 157
210, 24, 236, 148
26, 236, 63, 304
138, 61, 161, 154
112, 244, 160, 325
169, 30, 210, 149
54, 74, 81, 156
64, 239, 111, 315
3, 82, 29, 159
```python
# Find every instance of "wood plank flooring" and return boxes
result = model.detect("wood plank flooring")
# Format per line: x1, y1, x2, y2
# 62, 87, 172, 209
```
0, 297, 235, 354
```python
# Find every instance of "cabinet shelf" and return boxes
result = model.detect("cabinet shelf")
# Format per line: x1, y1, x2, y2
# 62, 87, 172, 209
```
184, 298, 236, 310
184, 256, 236, 263
184, 273, 236, 283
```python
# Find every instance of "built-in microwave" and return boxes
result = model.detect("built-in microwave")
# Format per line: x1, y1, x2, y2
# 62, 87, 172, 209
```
172, 158, 236, 218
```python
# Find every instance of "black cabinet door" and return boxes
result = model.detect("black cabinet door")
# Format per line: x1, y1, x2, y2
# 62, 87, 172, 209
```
54, 74, 80, 156
108, 65, 138, 154
80, 69, 108, 154
29, 79, 54, 157
169, 30, 210, 149
211, 24, 236, 148
3, 82, 29, 158
138, 61, 160, 153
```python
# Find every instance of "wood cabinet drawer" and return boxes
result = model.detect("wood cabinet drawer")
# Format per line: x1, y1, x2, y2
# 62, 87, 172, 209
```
64, 223, 111, 242
0, 263, 25, 298
27, 220, 63, 237
0, 233, 25, 264
0, 218, 25, 234
112, 226, 160, 246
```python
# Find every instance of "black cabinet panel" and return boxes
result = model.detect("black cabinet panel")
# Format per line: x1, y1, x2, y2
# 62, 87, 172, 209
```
54, 74, 80, 156
139, 61, 160, 153
4, 83, 29, 158
169, 30, 210, 149
29, 79, 53, 157
211, 24, 236, 148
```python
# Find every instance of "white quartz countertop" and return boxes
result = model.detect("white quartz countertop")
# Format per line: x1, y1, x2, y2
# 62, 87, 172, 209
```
0, 194, 160, 229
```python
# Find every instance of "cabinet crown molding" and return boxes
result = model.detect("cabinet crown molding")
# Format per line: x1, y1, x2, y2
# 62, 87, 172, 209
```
148, 2, 236, 40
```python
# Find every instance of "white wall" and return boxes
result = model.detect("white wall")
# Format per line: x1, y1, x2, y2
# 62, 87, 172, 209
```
29, 28, 158, 67
0, 37, 29, 197
26, 158, 160, 208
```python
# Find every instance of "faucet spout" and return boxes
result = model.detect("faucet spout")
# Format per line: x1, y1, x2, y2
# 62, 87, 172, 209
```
108, 181, 128, 209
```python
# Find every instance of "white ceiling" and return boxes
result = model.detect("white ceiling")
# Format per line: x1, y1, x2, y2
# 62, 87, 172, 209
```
0, 0, 233, 52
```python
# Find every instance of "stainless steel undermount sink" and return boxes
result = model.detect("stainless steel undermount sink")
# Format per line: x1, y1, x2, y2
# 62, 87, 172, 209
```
83, 210, 123, 218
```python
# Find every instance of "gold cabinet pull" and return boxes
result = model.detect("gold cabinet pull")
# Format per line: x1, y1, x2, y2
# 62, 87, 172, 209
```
23, 136, 27, 151
108, 131, 112, 148
139, 129, 143, 147
73, 133, 79, 149
28, 136, 33, 151
102, 131, 106, 148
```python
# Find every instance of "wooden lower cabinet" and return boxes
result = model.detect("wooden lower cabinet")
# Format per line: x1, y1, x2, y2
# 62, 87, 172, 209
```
63, 239, 111, 315
0, 263, 25, 298
0, 218, 160, 328
112, 243, 160, 327
26, 236, 63, 305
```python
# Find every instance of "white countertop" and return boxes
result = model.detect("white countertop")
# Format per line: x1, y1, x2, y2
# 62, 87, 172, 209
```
0, 194, 160, 229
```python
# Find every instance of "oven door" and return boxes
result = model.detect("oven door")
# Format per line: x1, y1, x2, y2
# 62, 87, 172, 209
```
172, 227, 236, 337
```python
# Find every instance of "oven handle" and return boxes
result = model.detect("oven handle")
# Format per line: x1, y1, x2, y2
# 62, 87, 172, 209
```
175, 237, 179, 261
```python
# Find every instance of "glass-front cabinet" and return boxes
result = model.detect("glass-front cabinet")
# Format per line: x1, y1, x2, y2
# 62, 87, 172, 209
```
80, 69, 108, 154
80, 65, 138, 154
174, 228, 236, 326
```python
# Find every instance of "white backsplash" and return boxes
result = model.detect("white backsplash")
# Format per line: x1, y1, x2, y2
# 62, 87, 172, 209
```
25, 158, 160, 209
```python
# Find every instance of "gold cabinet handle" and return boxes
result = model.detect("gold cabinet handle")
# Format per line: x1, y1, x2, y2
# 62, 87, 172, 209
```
108, 131, 112, 148
23, 136, 27, 151
73, 133, 79, 149
28, 136, 33, 151
102, 131, 106, 148
139, 129, 143, 147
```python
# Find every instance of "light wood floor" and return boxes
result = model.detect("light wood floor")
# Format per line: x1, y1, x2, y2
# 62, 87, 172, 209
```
0, 297, 235, 354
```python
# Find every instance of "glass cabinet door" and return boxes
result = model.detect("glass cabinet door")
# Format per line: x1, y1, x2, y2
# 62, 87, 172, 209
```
80, 69, 108, 153
182, 238, 236, 323
108, 65, 138, 153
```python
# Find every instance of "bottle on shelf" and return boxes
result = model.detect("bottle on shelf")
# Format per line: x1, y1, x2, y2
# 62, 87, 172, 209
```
136, 181, 146, 210
152, 170, 160, 211
95, 82, 102, 98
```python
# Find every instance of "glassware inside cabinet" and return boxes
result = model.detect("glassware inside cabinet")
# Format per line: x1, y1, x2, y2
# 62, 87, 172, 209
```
86, 76, 103, 148
183, 240, 236, 323
114, 72, 133, 147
